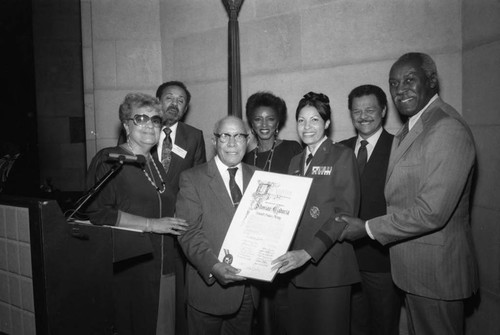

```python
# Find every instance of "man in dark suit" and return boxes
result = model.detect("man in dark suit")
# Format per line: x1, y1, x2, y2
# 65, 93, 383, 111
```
176, 116, 259, 335
340, 84, 401, 335
155, 80, 206, 192
338, 53, 479, 335
153, 81, 207, 334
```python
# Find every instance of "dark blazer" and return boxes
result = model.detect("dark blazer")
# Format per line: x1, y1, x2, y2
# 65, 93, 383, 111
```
340, 129, 394, 272
288, 139, 360, 288
153, 121, 206, 192
176, 159, 259, 315
369, 97, 479, 300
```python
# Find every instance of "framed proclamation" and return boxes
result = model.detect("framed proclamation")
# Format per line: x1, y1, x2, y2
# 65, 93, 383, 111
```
218, 170, 313, 281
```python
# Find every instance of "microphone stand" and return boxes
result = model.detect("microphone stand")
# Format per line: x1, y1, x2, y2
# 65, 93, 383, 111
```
66, 161, 124, 222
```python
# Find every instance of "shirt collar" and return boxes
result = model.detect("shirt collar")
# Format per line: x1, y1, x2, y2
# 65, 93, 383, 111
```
214, 156, 242, 173
306, 136, 328, 157
357, 126, 383, 147
408, 94, 438, 130
163, 121, 178, 134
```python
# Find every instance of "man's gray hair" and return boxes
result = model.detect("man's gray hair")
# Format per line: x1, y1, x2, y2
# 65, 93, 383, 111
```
396, 52, 439, 93
397, 52, 438, 81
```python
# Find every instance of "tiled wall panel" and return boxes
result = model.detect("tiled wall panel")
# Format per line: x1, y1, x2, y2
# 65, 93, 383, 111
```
0, 205, 35, 335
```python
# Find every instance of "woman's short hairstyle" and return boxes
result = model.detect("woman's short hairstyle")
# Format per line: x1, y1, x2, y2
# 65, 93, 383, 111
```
295, 91, 332, 122
348, 84, 387, 111
119, 93, 162, 123
245, 91, 287, 130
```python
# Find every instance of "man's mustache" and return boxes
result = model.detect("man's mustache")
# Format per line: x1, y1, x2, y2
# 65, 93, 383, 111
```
166, 105, 179, 113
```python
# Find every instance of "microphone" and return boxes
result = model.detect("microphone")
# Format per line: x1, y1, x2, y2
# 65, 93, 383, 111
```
107, 153, 146, 164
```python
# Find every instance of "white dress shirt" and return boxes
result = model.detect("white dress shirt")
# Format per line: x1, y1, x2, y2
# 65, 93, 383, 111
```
214, 156, 244, 204
355, 126, 383, 162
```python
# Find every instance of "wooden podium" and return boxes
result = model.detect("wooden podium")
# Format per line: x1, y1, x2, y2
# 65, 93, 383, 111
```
0, 196, 160, 335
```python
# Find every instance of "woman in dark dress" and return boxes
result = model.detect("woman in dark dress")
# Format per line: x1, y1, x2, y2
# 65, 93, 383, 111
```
243, 91, 302, 335
243, 91, 302, 173
86, 93, 187, 335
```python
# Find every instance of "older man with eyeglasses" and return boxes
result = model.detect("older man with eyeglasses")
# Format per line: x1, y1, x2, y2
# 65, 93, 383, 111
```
176, 116, 259, 335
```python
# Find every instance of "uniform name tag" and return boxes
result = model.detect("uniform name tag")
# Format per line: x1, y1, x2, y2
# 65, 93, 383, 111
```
311, 166, 333, 176
172, 145, 187, 159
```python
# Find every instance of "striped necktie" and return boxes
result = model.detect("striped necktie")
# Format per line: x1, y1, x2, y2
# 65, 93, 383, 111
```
398, 122, 409, 146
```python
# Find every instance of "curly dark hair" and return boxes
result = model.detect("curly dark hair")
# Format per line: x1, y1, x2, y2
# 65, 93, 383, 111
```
245, 91, 287, 130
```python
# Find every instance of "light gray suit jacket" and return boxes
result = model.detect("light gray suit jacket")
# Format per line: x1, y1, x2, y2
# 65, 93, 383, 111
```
176, 159, 258, 315
369, 97, 479, 300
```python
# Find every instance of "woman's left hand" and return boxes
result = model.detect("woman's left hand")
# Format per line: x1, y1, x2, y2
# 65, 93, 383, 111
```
149, 217, 188, 235
271, 250, 311, 274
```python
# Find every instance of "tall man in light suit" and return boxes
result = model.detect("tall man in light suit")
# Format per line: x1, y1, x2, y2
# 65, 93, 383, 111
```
340, 84, 401, 335
177, 116, 259, 335
338, 53, 479, 335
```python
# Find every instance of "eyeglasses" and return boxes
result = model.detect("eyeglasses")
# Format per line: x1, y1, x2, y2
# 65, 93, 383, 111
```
214, 133, 249, 143
127, 114, 163, 128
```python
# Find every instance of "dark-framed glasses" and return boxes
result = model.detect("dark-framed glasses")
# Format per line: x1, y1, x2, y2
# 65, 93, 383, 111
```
127, 114, 163, 128
214, 133, 248, 143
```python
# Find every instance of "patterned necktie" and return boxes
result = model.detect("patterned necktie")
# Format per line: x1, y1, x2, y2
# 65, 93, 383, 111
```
398, 122, 409, 146
227, 167, 242, 207
357, 140, 368, 175
161, 127, 172, 173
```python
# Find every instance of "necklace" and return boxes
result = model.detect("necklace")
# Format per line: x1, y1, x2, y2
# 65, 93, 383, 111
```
127, 142, 166, 194
253, 139, 276, 172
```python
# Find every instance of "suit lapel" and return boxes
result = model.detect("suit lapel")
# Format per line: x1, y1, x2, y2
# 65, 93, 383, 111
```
385, 99, 444, 182
368, 130, 392, 164
386, 120, 423, 182
241, 163, 253, 192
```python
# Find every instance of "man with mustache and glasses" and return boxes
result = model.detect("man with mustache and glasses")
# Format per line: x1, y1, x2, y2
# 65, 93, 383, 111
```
340, 84, 401, 335
337, 53, 478, 335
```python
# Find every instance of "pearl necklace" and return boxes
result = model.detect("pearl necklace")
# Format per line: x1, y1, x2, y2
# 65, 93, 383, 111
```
253, 139, 276, 172
127, 142, 166, 194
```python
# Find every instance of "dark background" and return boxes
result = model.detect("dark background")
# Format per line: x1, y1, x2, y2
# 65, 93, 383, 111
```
0, 0, 40, 196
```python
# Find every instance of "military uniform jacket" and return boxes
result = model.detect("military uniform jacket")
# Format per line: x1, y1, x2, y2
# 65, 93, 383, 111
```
288, 139, 361, 288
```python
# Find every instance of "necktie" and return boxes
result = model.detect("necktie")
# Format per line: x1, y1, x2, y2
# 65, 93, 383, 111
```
306, 153, 313, 165
398, 122, 409, 146
227, 167, 242, 207
357, 140, 368, 175
161, 127, 172, 173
